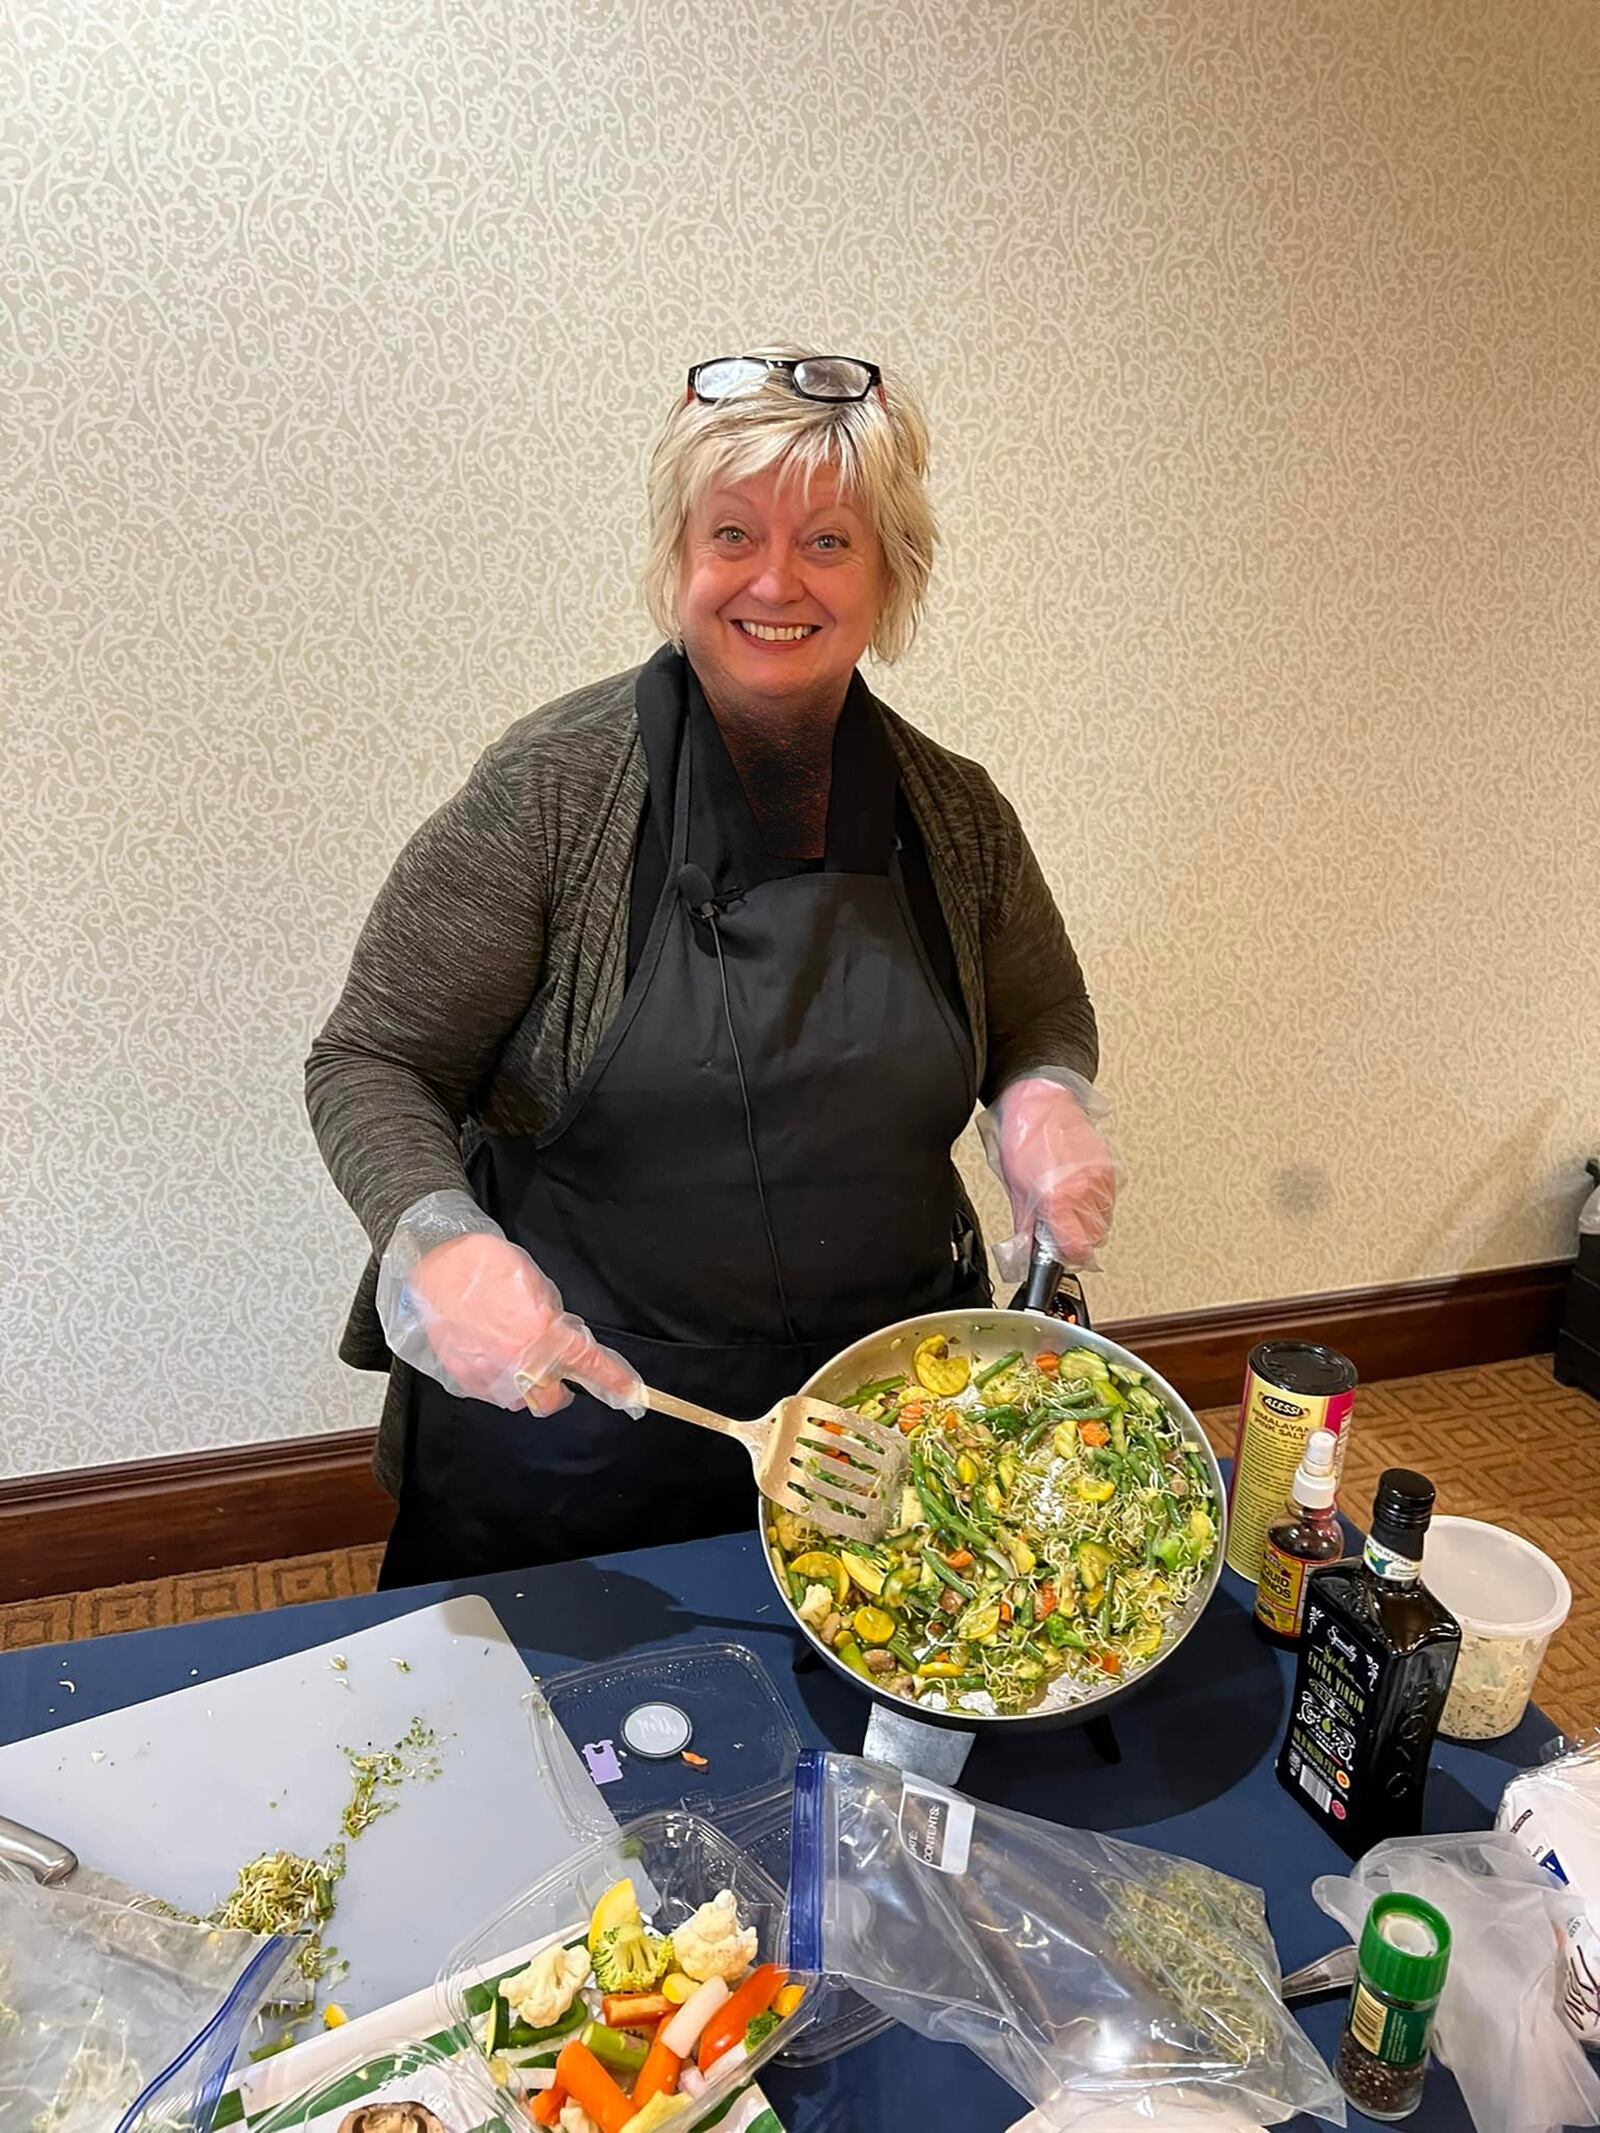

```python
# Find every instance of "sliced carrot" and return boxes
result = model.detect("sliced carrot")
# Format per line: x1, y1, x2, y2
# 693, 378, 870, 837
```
528, 2088, 565, 2127
681, 1750, 709, 1771
1098, 1651, 1122, 1676
1037, 1583, 1059, 1621
1079, 1420, 1111, 1448
999, 1601, 1013, 1625
1036, 1352, 1060, 1374
944, 1548, 974, 1571
553, 2039, 633, 2133
600, 1992, 672, 2027
632, 2032, 683, 2109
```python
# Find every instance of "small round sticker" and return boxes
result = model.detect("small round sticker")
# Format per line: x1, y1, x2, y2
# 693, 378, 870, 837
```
621, 1701, 694, 1760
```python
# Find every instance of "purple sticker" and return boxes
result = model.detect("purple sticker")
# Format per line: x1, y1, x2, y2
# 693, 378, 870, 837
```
582, 1737, 624, 1786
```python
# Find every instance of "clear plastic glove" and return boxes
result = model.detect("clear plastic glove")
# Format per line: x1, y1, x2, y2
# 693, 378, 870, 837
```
1314, 1831, 1600, 2133
376, 1190, 646, 1417
979, 1068, 1121, 1283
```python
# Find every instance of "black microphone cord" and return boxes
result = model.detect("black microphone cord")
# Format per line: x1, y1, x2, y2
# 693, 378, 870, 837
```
678, 868, 798, 1345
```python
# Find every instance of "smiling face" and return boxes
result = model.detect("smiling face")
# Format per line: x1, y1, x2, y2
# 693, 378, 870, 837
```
675, 462, 885, 723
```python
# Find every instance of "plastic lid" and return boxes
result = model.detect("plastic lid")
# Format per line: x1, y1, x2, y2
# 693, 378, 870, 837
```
528, 1642, 804, 1841
1291, 1428, 1340, 1510
1421, 1515, 1573, 1638
1250, 1339, 1358, 1396
1358, 1893, 1451, 2003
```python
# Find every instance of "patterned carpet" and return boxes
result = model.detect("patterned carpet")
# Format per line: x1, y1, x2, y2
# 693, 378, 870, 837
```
2, 1356, 1595, 1734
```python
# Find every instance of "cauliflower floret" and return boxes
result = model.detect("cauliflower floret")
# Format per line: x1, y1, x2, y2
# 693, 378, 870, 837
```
559, 2105, 601, 2133
672, 1888, 758, 1984
499, 1940, 590, 2029
796, 1582, 833, 1629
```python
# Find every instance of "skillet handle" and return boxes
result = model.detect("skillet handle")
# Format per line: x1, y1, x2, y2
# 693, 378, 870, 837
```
1008, 1233, 1092, 1328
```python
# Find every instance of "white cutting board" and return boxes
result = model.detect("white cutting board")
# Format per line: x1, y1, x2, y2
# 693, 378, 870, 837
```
0, 1596, 611, 2018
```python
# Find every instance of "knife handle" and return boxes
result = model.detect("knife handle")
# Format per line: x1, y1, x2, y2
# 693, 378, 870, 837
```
0, 1815, 77, 1885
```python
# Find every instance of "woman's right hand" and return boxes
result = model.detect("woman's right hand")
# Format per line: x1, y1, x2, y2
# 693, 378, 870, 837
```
392, 1225, 646, 1417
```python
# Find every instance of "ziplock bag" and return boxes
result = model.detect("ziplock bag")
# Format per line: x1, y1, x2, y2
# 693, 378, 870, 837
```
1005, 2097, 1270, 2133
1497, 1725, 1600, 2040
0, 1868, 293, 2133
787, 1754, 1343, 2128
1315, 1830, 1600, 2133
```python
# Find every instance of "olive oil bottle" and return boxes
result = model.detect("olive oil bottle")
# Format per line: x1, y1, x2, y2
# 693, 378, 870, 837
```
1277, 1469, 1461, 1858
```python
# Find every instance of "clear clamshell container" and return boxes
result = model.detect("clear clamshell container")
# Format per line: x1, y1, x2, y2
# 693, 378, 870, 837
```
440, 1806, 817, 2130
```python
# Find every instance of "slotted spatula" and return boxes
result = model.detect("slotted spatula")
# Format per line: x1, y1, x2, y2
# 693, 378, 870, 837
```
521, 1376, 906, 1543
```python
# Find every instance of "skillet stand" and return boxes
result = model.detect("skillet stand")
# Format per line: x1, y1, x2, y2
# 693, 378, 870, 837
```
843, 1245, 1116, 1786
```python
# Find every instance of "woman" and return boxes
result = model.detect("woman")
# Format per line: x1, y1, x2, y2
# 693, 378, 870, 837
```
307, 351, 1117, 1587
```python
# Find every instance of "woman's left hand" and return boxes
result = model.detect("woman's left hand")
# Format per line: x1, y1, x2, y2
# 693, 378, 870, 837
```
982, 1070, 1119, 1277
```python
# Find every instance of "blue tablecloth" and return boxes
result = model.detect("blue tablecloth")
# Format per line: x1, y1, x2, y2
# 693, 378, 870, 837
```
0, 1529, 1554, 2129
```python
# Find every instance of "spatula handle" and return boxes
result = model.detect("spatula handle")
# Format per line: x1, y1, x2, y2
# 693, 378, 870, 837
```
635, 1385, 749, 1440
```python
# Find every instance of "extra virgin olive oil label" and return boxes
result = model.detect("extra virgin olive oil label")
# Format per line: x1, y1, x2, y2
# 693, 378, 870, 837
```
1280, 1601, 1382, 1836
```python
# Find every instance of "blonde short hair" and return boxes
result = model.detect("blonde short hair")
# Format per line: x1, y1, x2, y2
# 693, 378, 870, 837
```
642, 350, 937, 663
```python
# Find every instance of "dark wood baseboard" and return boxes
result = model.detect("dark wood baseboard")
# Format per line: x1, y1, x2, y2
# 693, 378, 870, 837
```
1105, 1258, 1570, 1411
0, 1431, 394, 1607
0, 1261, 1571, 1606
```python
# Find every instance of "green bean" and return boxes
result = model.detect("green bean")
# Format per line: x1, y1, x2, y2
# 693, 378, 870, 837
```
973, 1349, 1022, 1390
921, 1550, 978, 1600
909, 1443, 990, 1551
1020, 1415, 1056, 1456
888, 1637, 921, 1672
841, 1374, 906, 1408
1054, 1382, 1107, 1407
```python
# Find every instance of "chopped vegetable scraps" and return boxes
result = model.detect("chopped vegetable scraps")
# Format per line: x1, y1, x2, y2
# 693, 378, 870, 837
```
340, 1716, 443, 1838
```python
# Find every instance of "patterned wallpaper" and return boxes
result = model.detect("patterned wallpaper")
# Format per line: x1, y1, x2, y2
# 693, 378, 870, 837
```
5, 0, 1598, 1477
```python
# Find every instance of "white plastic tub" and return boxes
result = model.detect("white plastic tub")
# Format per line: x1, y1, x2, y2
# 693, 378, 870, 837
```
1425, 1515, 1572, 1739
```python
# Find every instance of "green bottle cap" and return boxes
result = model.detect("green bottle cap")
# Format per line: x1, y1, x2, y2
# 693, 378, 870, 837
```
1357, 1893, 1452, 2003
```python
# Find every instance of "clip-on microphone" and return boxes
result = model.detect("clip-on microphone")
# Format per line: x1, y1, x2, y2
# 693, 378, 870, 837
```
675, 863, 719, 920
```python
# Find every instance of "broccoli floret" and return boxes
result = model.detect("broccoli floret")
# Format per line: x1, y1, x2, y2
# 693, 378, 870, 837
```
590, 1921, 673, 1994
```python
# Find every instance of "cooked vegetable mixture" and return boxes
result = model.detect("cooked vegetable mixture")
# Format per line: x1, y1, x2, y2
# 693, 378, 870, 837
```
767, 1337, 1221, 1715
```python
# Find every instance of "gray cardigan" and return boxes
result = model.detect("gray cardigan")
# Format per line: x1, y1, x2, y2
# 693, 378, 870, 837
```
306, 665, 1098, 1491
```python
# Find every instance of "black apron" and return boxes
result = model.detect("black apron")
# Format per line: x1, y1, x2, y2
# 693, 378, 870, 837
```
380, 661, 984, 1585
